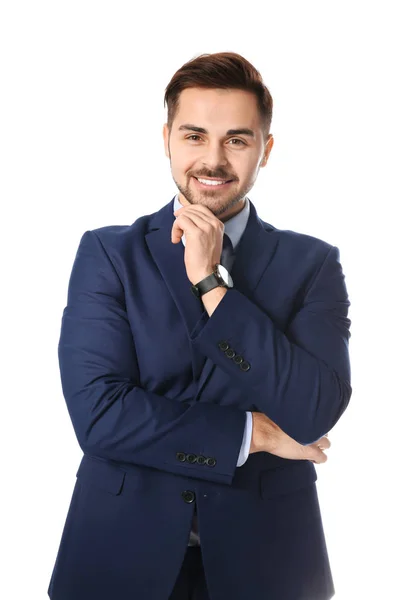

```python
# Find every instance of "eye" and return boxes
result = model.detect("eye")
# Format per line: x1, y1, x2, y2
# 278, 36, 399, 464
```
186, 135, 246, 145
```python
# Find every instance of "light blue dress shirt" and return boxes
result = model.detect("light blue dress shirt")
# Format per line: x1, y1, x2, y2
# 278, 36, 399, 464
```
173, 194, 253, 468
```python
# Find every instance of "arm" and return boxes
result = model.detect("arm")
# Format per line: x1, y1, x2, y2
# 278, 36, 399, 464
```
190, 245, 352, 444
58, 230, 247, 485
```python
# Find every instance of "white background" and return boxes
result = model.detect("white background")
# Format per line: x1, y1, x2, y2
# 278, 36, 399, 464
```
1, 1, 399, 598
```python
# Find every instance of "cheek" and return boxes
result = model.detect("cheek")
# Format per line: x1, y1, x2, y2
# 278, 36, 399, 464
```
233, 165, 251, 184
231, 152, 256, 174
242, 157, 260, 178
170, 148, 197, 173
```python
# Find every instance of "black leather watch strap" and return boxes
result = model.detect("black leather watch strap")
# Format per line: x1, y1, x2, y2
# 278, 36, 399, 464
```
191, 270, 225, 298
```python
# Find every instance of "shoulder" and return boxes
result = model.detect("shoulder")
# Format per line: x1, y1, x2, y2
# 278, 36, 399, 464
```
87, 208, 158, 253
258, 216, 336, 265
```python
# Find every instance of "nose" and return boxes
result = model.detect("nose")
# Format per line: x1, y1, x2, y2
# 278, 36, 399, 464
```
201, 142, 229, 171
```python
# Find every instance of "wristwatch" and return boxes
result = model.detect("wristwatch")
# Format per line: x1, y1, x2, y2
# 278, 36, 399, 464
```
191, 263, 234, 298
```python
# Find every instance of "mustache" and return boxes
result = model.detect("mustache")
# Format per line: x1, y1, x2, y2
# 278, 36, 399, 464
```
192, 173, 235, 180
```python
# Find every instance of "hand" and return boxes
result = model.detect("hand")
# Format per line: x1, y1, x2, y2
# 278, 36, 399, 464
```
249, 412, 331, 464
172, 204, 224, 285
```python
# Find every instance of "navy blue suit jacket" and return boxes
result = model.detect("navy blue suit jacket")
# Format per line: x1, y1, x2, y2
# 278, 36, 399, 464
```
48, 196, 352, 600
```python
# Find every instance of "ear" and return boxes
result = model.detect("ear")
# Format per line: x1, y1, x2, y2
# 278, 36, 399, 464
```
162, 123, 170, 159
260, 134, 274, 167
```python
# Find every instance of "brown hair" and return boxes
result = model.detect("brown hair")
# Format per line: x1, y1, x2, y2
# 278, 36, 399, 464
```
164, 52, 273, 142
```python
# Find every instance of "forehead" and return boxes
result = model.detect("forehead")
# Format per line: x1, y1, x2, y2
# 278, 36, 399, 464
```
175, 87, 260, 132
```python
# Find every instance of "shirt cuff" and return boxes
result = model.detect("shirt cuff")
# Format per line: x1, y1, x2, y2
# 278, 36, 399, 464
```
236, 411, 253, 467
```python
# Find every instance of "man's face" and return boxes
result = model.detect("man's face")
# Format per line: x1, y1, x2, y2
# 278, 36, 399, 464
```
163, 87, 274, 221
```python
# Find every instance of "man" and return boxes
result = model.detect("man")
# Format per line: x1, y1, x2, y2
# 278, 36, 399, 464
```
47, 52, 351, 600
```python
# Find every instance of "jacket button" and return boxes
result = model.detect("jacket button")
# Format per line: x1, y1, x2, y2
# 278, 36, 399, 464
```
233, 355, 243, 364
197, 455, 206, 465
225, 348, 236, 359
206, 457, 217, 467
182, 490, 195, 503
186, 453, 197, 463
218, 341, 230, 351
176, 452, 186, 462
240, 361, 251, 371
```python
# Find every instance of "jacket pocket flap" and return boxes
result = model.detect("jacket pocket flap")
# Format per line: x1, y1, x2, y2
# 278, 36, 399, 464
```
260, 461, 317, 499
76, 454, 126, 496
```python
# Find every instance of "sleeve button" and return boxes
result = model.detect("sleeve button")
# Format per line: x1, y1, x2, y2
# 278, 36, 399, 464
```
218, 341, 230, 351
239, 361, 251, 371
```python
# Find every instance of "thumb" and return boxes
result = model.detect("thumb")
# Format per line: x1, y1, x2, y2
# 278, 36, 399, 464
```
306, 445, 328, 464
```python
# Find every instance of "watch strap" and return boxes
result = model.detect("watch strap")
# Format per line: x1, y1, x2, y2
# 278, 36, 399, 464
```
191, 268, 225, 298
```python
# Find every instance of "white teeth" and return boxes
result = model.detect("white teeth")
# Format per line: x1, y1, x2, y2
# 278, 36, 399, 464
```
197, 178, 227, 186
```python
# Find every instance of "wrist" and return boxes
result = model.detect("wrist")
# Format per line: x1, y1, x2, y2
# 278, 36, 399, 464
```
250, 412, 280, 455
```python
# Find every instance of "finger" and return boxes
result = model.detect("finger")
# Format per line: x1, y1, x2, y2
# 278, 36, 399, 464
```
174, 204, 220, 220
310, 450, 328, 464
174, 209, 220, 230
171, 214, 201, 243
316, 436, 331, 450
308, 437, 330, 454
307, 446, 328, 464
172, 213, 219, 244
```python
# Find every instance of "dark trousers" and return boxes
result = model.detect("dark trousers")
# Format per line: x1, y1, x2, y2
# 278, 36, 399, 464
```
169, 546, 210, 600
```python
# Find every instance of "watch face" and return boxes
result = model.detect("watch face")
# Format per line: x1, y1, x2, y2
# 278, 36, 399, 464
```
216, 264, 233, 288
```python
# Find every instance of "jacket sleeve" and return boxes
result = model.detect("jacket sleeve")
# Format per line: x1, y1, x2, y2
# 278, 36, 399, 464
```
190, 245, 352, 445
58, 230, 246, 485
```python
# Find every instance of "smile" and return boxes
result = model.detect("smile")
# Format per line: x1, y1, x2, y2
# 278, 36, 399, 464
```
192, 177, 234, 189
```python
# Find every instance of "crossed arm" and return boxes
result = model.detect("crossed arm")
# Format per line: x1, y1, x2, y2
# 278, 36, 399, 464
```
59, 231, 351, 484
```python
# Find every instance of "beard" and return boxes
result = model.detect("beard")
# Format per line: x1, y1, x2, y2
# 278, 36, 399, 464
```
173, 174, 254, 218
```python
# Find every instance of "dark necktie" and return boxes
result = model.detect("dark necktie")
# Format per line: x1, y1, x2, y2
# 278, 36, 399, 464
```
220, 233, 234, 271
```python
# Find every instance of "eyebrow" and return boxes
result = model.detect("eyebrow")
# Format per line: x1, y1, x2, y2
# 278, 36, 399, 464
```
178, 124, 255, 138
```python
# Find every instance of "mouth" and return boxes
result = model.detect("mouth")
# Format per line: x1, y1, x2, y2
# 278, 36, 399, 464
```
192, 176, 234, 190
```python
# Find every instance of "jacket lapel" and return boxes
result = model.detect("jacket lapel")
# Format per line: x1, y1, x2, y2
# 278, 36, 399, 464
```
145, 197, 279, 386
